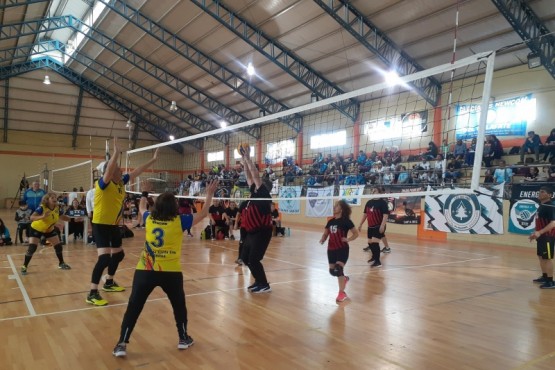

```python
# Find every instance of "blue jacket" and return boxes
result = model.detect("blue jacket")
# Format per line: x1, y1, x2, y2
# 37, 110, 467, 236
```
23, 188, 46, 212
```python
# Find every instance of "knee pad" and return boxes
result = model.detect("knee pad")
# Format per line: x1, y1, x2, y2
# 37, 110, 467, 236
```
54, 243, 63, 254
329, 264, 344, 277
112, 250, 125, 263
25, 244, 38, 257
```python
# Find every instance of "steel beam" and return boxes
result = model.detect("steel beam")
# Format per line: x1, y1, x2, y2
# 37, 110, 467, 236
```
191, 0, 360, 122
0, 57, 193, 153
71, 87, 84, 148
491, 0, 555, 79
313, 0, 442, 107
0, 0, 48, 9
96, 0, 303, 130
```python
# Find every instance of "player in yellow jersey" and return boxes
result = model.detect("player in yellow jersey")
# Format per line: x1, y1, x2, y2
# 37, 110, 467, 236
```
86, 137, 159, 306
112, 180, 218, 357
21, 193, 72, 275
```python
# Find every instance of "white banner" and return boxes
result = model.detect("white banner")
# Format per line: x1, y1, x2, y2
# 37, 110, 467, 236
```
278, 186, 302, 214
306, 186, 334, 218
424, 184, 504, 234
339, 185, 366, 206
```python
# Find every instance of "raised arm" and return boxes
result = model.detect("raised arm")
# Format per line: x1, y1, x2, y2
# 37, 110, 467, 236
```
192, 180, 218, 226
103, 137, 122, 183
129, 148, 159, 182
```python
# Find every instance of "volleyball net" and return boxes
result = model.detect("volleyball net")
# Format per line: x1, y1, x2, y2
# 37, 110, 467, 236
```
126, 51, 496, 202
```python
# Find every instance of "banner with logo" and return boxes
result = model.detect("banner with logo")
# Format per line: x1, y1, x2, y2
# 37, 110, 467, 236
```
424, 184, 504, 234
306, 186, 334, 218
278, 186, 302, 214
509, 183, 541, 234
339, 185, 365, 206
455, 94, 534, 140
386, 186, 423, 225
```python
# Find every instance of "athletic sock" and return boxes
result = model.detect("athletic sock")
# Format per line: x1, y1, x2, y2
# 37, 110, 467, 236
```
89, 289, 98, 295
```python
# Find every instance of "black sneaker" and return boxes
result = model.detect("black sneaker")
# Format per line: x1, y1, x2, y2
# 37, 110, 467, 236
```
381, 247, 391, 253
367, 258, 375, 263
540, 281, 555, 289
533, 276, 547, 283
112, 343, 127, 357
363, 246, 371, 252
251, 284, 271, 294
178, 335, 194, 350
370, 262, 382, 268
247, 282, 258, 291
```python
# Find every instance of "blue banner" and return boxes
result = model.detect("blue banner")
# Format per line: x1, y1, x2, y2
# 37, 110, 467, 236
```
278, 186, 302, 214
455, 94, 534, 140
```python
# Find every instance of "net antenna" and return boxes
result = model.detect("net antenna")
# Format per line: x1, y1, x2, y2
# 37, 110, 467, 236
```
126, 51, 495, 202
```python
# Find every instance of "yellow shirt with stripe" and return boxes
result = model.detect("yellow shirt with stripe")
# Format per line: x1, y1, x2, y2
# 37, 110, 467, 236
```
31, 205, 60, 233
136, 213, 193, 272
92, 174, 129, 225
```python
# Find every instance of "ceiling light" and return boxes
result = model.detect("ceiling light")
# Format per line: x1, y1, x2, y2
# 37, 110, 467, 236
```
246, 62, 255, 76
170, 100, 177, 112
126, 118, 132, 128
310, 93, 318, 103
527, 52, 541, 69
169, 135, 175, 141
43, 75, 51, 85
385, 70, 402, 86
259, 109, 265, 117
220, 120, 227, 128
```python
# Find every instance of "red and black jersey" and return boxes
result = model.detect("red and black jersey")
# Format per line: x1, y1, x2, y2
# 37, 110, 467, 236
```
536, 201, 555, 238
325, 217, 355, 251
242, 184, 272, 233
363, 199, 389, 228
209, 205, 225, 221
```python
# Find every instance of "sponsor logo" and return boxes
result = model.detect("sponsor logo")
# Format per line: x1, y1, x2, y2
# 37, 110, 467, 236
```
443, 194, 481, 231
510, 199, 538, 230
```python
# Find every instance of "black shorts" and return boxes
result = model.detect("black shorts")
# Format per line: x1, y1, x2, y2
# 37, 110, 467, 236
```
93, 224, 122, 248
367, 226, 386, 240
30, 227, 58, 239
537, 237, 555, 260
327, 247, 349, 264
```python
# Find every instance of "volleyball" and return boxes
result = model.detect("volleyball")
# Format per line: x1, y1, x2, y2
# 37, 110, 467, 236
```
237, 143, 250, 157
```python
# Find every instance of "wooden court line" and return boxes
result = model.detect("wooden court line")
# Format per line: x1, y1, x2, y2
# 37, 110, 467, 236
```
6, 255, 36, 317
0, 254, 496, 323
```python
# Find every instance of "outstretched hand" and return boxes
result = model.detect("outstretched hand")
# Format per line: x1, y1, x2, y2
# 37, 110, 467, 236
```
113, 137, 120, 154
205, 180, 219, 197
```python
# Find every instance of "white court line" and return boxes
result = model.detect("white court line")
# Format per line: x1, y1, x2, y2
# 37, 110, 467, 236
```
0, 255, 496, 322
6, 255, 36, 317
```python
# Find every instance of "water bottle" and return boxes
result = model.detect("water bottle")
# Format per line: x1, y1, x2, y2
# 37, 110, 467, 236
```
286, 227, 291, 237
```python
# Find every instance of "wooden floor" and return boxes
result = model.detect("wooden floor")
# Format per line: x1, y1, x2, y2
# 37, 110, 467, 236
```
1, 209, 554, 370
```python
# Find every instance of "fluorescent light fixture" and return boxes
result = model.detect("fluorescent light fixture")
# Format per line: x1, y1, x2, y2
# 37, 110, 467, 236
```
528, 53, 541, 69
220, 120, 227, 128
246, 62, 255, 76
170, 100, 177, 112
385, 70, 402, 86
43, 75, 51, 85
169, 135, 175, 140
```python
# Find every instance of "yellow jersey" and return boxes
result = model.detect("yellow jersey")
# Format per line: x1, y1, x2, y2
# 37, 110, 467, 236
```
31, 205, 60, 233
92, 175, 129, 225
136, 213, 193, 272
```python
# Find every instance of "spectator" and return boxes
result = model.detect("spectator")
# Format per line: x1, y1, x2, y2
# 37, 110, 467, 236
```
440, 139, 452, 159
543, 128, 555, 163
421, 141, 438, 160
519, 131, 542, 164
524, 167, 540, 182
23, 181, 46, 212
453, 139, 468, 161
483, 169, 494, 184
15, 200, 32, 244
178, 198, 197, 237
66, 198, 85, 240
0, 218, 13, 246
391, 146, 402, 165
493, 160, 513, 184
68, 187, 79, 206
465, 138, 477, 167
208, 199, 228, 240
444, 158, 462, 183
396, 166, 410, 184
484, 134, 504, 167
356, 150, 367, 165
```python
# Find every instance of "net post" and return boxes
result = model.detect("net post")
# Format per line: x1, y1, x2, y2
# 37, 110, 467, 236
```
470, 51, 496, 191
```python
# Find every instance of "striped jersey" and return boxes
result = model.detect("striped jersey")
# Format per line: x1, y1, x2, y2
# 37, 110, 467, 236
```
242, 184, 272, 232
325, 217, 355, 251
363, 199, 389, 228
536, 201, 555, 238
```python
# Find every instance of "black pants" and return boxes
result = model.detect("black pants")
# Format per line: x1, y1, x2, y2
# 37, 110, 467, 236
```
18, 223, 31, 242
242, 228, 272, 285
118, 270, 188, 344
